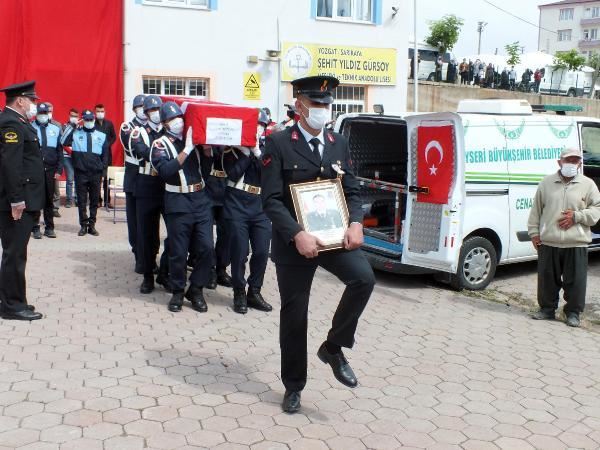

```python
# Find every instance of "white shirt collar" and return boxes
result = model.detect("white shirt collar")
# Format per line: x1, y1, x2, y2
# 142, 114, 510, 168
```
297, 122, 324, 148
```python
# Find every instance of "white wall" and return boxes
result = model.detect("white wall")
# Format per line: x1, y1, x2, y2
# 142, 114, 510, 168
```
538, 3, 591, 55
124, 0, 408, 122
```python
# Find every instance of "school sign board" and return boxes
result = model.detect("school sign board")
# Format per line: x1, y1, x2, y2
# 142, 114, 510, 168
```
281, 42, 397, 86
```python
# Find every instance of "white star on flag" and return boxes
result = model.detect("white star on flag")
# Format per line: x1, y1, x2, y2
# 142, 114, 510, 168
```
429, 164, 438, 175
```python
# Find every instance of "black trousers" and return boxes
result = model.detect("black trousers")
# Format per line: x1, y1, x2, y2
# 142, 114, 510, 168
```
166, 211, 213, 293
0, 211, 38, 312
75, 170, 102, 227
33, 169, 56, 231
537, 245, 587, 315
276, 249, 375, 392
102, 168, 110, 205
228, 218, 271, 289
136, 196, 167, 276
212, 205, 230, 270
125, 192, 137, 256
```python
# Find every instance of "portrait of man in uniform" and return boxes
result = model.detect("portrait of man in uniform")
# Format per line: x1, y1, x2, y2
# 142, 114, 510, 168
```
305, 193, 343, 232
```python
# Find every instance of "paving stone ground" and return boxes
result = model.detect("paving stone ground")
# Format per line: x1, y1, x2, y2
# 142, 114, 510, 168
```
1, 205, 600, 450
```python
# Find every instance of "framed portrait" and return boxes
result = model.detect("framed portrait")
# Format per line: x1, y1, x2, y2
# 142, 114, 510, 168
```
290, 178, 349, 251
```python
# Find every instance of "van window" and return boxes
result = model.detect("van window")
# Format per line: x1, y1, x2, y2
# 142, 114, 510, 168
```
582, 125, 600, 155
419, 50, 437, 62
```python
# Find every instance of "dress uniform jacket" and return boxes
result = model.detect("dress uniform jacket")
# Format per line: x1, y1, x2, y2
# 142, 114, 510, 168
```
120, 117, 145, 194
223, 149, 268, 222
132, 124, 165, 198
261, 124, 362, 265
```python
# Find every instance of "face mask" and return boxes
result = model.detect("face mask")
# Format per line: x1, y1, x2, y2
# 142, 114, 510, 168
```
149, 111, 161, 124
69, 117, 78, 125
96, 112, 105, 120
37, 114, 49, 124
168, 117, 184, 136
134, 107, 147, 121
83, 121, 95, 130
301, 102, 330, 130
25, 102, 37, 120
48, 112, 53, 120
560, 163, 579, 178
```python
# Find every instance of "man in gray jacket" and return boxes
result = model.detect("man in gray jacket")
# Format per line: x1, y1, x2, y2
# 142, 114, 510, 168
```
528, 148, 600, 327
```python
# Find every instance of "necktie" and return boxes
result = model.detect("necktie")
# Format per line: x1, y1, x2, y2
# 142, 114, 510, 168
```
86, 131, 93, 153
309, 138, 321, 162
40, 126, 47, 151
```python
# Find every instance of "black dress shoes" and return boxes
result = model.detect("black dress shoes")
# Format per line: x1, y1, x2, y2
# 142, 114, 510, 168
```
87, 226, 99, 236
32, 228, 42, 239
317, 342, 358, 388
78, 226, 87, 236
168, 293, 184, 312
140, 276, 155, 294
282, 390, 301, 414
246, 288, 272, 312
185, 285, 208, 312
233, 288, 248, 314
206, 268, 218, 290
155, 273, 172, 292
44, 228, 56, 238
1, 308, 43, 321
217, 269, 233, 288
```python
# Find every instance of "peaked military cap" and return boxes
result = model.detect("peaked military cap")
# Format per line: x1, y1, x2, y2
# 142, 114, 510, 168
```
291, 76, 339, 104
0, 80, 39, 100
37, 103, 50, 114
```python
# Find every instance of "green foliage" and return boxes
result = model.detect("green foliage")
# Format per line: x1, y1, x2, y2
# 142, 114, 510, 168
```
505, 42, 521, 66
553, 49, 586, 71
425, 14, 464, 55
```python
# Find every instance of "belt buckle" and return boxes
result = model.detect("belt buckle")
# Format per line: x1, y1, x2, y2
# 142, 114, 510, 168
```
248, 186, 260, 195
193, 183, 202, 192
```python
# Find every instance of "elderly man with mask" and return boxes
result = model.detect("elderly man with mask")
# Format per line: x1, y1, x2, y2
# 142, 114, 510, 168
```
528, 148, 600, 327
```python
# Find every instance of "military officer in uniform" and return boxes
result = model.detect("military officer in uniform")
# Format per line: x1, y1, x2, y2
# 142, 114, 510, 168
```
222, 110, 273, 315
130, 95, 170, 293
261, 76, 375, 413
151, 102, 214, 313
204, 145, 233, 290
0, 81, 45, 320
305, 193, 343, 231
31, 102, 64, 239
62, 109, 109, 237
119, 94, 146, 268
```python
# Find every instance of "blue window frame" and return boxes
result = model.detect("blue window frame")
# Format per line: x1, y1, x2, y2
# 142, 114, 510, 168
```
312, 0, 382, 24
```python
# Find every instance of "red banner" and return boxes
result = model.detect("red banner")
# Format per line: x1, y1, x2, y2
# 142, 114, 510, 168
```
417, 125, 455, 204
0, 0, 124, 165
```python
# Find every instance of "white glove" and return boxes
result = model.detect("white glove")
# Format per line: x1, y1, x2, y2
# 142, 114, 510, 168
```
183, 127, 194, 155
251, 147, 261, 158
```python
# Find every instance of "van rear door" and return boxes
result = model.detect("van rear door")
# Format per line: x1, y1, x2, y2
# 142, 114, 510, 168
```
401, 113, 466, 273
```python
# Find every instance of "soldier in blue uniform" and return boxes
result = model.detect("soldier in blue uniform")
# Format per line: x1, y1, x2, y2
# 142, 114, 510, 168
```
119, 94, 146, 269
151, 102, 214, 313
222, 111, 273, 314
130, 95, 170, 293
62, 110, 109, 236
261, 76, 375, 414
31, 103, 63, 239
204, 145, 233, 290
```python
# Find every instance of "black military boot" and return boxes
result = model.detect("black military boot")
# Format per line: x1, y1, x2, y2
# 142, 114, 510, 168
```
78, 226, 87, 237
247, 287, 273, 312
206, 268, 218, 290
32, 227, 42, 240
233, 288, 248, 314
88, 225, 99, 236
140, 275, 155, 294
185, 285, 208, 312
216, 267, 233, 288
155, 272, 172, 293
168, 292, 184, 312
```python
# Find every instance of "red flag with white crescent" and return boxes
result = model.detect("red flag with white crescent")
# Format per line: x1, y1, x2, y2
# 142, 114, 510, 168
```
417, 125, 454, 204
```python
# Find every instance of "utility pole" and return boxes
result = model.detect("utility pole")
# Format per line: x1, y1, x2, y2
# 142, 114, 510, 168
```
520, 46, 526, 54
477, 21, 488, 55
413, 0, 418, 113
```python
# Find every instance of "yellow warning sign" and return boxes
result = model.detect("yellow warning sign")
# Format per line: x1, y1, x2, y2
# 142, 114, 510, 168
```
243, 72, 261, 100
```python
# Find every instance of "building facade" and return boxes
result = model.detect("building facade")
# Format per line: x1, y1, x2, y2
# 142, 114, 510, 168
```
124, 0, 409, 123
539, 0, 600, 58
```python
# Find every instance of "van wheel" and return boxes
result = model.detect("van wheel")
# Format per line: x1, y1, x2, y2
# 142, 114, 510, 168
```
450, 236, 497, 291
427, 73, 435, 81
567, 89, 576, 97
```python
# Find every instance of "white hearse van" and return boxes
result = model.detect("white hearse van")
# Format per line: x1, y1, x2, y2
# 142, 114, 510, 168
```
336, 100, 600, 290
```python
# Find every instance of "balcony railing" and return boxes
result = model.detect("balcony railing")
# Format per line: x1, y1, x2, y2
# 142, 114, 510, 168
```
579, 38, 600, 48
581, 17, 600, 25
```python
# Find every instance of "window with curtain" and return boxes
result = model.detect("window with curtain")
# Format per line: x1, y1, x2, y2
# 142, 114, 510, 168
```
142, 76, 209, 98
317, 0, 373, 22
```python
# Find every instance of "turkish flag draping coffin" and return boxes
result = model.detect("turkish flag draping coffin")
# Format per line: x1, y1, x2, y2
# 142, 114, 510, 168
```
159, 96, 258, 147
416, 125, 455, 204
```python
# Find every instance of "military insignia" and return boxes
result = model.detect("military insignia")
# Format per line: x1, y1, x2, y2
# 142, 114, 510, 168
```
327, 133, 335, 143
331, 163, 345, 175
262, 155, 272, 167
49, 130, 57, 137
320, 80, 329, 92
170, 105, 176, 113
3, 131, 18, 143
291, 131, 299, 141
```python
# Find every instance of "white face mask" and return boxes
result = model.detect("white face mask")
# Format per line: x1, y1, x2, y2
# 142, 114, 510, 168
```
48, 112, 53, 120
69, 116, 78, 125
96, 112, 105, 120
560, 163, 579, 178
301, 101, 330, 130
168, 117, 184, 136
25, 102, 37, 120
149, 111, 161, 124
134, 107, 147, 121
37, 114, 49, 124
83, 121, 95, 130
